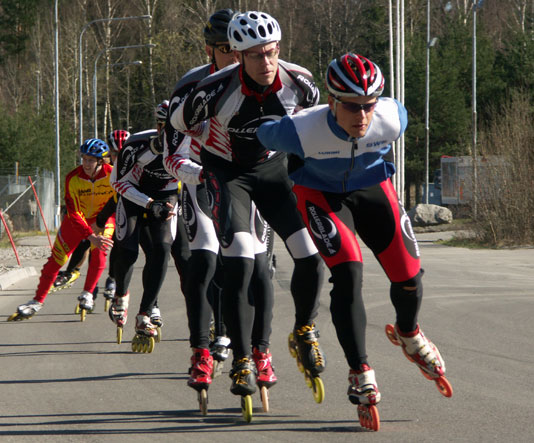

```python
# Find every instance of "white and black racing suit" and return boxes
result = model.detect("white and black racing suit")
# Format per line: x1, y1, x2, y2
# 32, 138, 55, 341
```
170, 60, 325, 359
164, 63, 274, 352
111, 129, 181, 316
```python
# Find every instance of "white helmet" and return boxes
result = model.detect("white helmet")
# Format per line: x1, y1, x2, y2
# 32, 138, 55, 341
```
227, 11, 281, 51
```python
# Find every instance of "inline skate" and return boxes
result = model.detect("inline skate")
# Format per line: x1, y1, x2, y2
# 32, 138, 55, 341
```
229, 357, 257, 423
210, 335, 231, 377
348, 364, 381, 431
7, 299, 43, 321
75, 290, 94, 322
50, 270, 80, 293
131, 313, 158, 353
188, 348, 214, 415
252, 347, 277, 412
385, 323, 453, 397
103, 277, 116, 311
288, 323, 326, 403
109, 292, 129, 344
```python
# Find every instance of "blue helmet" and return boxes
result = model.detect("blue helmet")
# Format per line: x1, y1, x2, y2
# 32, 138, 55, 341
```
80, 138, 109, 159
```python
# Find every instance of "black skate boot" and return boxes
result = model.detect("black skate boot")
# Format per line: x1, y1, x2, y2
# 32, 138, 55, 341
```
229, 357, 257, 396
291, 323, 326, 376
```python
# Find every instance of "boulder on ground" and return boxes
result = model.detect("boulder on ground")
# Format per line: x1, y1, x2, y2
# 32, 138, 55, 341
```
408, 203, 453, 227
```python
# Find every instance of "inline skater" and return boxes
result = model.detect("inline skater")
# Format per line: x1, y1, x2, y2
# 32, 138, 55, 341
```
8, 139, 114, 320
164, 9, 276, 401
257, 53, 451, 429
91, 129, 131, 310
170, 10, 325, 399
109, 102, 179, 346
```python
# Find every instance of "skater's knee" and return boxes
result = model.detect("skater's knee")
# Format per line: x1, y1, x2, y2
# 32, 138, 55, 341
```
391, 270, 423, 297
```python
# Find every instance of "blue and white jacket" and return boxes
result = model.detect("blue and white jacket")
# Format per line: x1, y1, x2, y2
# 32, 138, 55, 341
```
256, 98, 407, 193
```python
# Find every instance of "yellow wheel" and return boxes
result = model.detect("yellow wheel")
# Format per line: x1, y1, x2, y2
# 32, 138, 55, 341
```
311, 376, 325, 404
199, 389, 208, 415
131, 337, 139, 352
260, 385, 269, 413
155, 327, 162, 343
80, 308, 86, 322
116, 327, 123, 344
241, 395, 253, 423
7, 313, 19, 322
75, 304, 80, 314
104, 299, 111, 312
147, 337, 155, 353
288, 333, 297, 358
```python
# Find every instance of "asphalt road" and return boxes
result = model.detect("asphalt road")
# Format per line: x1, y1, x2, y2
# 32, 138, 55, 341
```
1, 233, 534, 442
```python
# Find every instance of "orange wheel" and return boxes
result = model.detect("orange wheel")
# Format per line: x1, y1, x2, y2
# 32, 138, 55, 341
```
369, 405, 380, 432
435, 376, 453, 398
385, 324, 400, 346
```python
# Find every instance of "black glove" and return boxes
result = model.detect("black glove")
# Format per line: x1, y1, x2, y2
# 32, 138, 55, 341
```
149, 200, 171, 221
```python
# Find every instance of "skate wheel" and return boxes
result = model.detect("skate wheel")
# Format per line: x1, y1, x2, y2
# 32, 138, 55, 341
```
435, 376, 453, 398
198, 389, 208, 415
260, 385, 269, 413
358, 405, 380, 431
147, 336, 155, 353
7, 313, 20, 322
155, 327, 162, 343
104, 299, 111, 312
287, 333, 297, 358
311, 375, 325, 404
241, 395, 253, 423
75, 304, 80, 314
385, 324, 400, 346
80, 308, 86, 322
116, 327, 123, 344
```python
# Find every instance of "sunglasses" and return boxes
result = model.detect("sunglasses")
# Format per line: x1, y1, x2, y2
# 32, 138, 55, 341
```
213, 44, 232, 54
243, 44, 280, 61
334, 97, 377, 113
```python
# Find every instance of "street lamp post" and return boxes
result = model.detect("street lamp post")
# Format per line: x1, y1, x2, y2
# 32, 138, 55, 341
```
425, 0, 438, 205
93, 44, 154, 137
472, 0, 478, 219
78, 15, 151, 145
93, 58, 144, 137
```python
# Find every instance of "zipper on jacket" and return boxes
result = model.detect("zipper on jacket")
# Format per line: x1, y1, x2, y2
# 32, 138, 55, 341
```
342, 141, 357, 192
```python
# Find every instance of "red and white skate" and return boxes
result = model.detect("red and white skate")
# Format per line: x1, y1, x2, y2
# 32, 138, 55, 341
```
385, 323, 453, 397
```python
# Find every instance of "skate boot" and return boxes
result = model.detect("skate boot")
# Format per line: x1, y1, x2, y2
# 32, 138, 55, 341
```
229, 357, 257, 396
230, 357, 257, 423
252, 347, 277, 412
288, 323, 326, 403
348, 364, 381, 431
210, 335, 231, 377
150, 307, 163, 342
109, 293, 129, 327
188, 348, 213, 415
76, 290, 94, 321
52, 269, 80, 292
7, 299, 43, 321
103, 277, 116, 311
131, 313, 157, 353
385, 323, 453, 397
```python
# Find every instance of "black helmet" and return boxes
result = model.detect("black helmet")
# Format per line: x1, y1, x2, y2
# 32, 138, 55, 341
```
204, 8, 236, 45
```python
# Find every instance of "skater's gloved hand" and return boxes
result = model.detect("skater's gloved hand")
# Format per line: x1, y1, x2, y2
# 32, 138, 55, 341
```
148, 200, 176, 222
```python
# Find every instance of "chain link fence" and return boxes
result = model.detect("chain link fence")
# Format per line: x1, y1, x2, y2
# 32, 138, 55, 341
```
0, 170, 55, 238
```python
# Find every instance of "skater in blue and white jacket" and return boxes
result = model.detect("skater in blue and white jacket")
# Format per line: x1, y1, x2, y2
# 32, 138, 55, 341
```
258, 53, 448, 408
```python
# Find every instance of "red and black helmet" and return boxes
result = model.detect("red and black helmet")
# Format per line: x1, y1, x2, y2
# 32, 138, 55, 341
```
326, 53, 384, 98
107, 130, 130, 154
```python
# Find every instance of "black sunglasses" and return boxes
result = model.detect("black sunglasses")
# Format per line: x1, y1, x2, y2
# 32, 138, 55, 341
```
213, 44, 232, 54
334, 97, 378, 113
